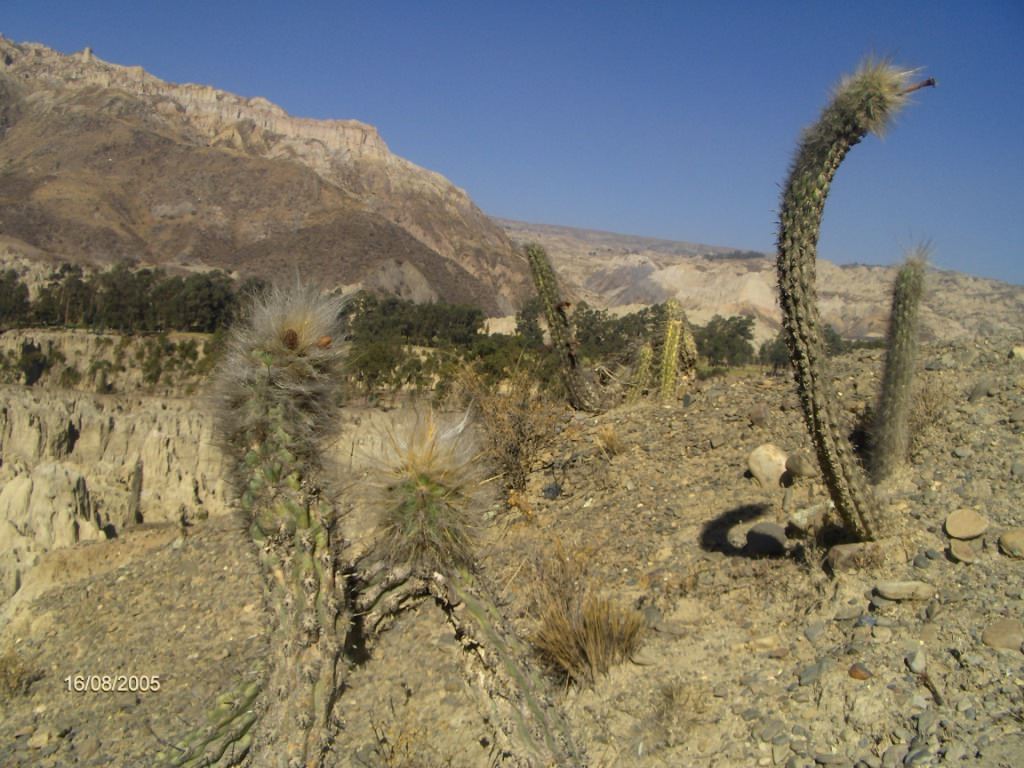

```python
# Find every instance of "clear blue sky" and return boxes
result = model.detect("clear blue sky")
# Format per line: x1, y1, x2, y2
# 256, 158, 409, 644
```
4, 1, 1023, 284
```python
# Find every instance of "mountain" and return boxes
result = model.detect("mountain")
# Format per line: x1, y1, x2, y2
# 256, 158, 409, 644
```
0, 36, 530, 314
497, 219, 1024, 344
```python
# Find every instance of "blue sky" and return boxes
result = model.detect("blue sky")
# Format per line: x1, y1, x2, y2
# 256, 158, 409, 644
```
4, 1, 1023, 284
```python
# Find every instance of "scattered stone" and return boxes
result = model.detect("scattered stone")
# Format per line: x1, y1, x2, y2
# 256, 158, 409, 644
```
1009, 346, 1024, 360
798, 660, 828, 686
834, 603, 863, 621
27, 727, 56, 750
872, 625, 893, 642
826, 538, 910, 573
949, 538, 980, 564
1012, 462, 1024, 479
944, 509, 989, 539
903, 747, 933, 766
967, 378, 995, 402
784, 451, 817, 480
998, 528, 1024, 559
788, 502, 829, 534
747, 403, 770, 428
952, 446, 973, 459
814, 752, 846, 765
748, 443, 788, 488
804, 621, 826, 643
874, 581, 936, 602
912, 552, 930, 569
980, 618, 1024, 651
745, 521, 788, 556
905, 648, 927, 674
848, 662, 872, 680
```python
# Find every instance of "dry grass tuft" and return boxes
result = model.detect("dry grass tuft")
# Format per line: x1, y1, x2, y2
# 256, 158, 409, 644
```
531, 546, 645, 685
373, 408, 487, 573
653, 679, 714, 747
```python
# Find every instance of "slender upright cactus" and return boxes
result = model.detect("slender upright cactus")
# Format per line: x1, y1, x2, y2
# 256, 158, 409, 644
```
525, 243, 601, 412
870, 248, 927, 482
776, 60, 934, 540
204, 283, 348, 768
658, 299, 698, 403
627, 342, 654, 405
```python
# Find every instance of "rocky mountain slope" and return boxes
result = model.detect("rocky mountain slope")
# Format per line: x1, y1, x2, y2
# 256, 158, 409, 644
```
0, 36, 529, 313
498, 220, 1024, 345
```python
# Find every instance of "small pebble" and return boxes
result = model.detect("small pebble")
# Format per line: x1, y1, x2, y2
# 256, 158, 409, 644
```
848, 662, 872, 680
905, 648, 927, 674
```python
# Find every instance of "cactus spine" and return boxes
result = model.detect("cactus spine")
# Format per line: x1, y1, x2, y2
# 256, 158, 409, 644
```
776, 60, 933, 541
870, 250, 927, 482
208, 283, 348, 768
525, 243, 601, 412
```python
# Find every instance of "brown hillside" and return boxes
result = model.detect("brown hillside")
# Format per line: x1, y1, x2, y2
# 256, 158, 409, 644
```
0, 37, 529, 314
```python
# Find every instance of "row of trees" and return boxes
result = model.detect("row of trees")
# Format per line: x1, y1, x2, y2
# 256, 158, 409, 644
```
0, 263, 264, 333
2, 262, 857, 396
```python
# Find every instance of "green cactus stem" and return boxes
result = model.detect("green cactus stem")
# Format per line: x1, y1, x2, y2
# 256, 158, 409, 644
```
776, 60, 933, 541
627, 343, 654, 404
870, 249, 927, 482
658, 299, 697, 403
525, 243, 602, 412
206, 283, 349, 768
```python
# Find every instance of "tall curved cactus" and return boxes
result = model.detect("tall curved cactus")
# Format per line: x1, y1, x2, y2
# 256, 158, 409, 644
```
776, 60, 933, 540
525, 243, 601, 412
208, 283, 348, 768
871, 249, 927, 482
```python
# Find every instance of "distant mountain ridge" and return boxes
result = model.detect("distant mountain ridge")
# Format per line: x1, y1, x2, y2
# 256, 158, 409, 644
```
1, 36, 1020, 341
0, 36, 530, 313
497, 219, 1024, 344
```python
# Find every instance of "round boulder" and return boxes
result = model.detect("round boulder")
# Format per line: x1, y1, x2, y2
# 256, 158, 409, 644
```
748, 443, 788, 489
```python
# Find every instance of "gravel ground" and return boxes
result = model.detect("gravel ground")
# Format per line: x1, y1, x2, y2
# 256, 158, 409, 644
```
1, 334, 1022, 767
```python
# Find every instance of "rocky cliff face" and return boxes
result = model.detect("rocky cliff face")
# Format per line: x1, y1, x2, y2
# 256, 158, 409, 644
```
0, 36, 529, 314
0, 385, 229, 600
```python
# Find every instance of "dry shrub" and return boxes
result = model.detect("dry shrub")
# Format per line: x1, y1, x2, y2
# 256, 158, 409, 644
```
0, 646, 41, 700
595, 423, 623, 458
531, 546, 644, 685
908, 376, 951, 456
654, 679, 713, 747
452, 364, 563, 494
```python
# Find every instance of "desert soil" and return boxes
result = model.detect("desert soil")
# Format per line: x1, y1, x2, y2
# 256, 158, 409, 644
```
1, 334, 1022, 767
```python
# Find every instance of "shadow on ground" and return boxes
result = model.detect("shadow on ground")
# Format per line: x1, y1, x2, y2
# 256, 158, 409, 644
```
699, 503, 773, 556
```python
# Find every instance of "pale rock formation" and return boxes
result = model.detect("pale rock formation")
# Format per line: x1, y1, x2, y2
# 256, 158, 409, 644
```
0, 385, 229, 601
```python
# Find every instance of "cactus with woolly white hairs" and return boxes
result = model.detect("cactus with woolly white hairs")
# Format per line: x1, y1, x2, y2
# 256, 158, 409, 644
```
375, 408, 481, 574
870, 248, 927, 482
203, 282, 348, 768
525, 243, 602, 412
776, 59, 934, 540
